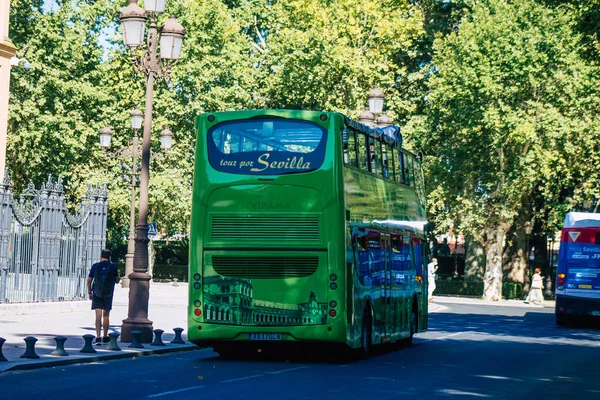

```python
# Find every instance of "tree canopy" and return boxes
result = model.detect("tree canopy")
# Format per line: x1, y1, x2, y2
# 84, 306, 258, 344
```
8, 0, 600, 294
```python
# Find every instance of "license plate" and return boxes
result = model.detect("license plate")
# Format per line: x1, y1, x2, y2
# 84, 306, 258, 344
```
590, 311, 600, 316
579, 285, 592, 289
248, 333, 282, 341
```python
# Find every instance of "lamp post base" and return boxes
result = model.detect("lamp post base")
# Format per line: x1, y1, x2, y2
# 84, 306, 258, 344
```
121, 318, 154, 343
120, 271, 153, 343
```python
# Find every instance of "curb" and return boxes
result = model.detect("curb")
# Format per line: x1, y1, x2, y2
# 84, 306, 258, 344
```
2, 344, 199, 372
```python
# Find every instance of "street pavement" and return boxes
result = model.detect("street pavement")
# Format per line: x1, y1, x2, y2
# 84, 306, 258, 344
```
0, 282, 196, 372
1, 297, 596, 400
0, 285, 556, 372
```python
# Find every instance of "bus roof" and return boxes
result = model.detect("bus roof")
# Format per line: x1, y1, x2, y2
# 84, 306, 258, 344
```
197, 109, 404, 151
564, 212, 600, 228
343, 116, 403, 149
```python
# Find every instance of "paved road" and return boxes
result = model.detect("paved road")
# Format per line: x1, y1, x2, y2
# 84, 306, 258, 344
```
2, 302, 599, 400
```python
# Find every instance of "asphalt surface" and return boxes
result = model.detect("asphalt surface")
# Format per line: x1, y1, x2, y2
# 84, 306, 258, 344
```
1, 300, 599, 400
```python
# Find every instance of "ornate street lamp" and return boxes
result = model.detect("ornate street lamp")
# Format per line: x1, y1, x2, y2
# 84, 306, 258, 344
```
118, 0, 185, 343
159, 128, 173, 153
367, 86, 385, 114
358, 108, 376, 128
98, 109, 142, 290
98, 126, 114, 148
375, 112, 393, 128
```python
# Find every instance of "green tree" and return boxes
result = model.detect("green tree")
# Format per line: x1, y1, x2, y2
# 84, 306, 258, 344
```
424, 0, 600, 299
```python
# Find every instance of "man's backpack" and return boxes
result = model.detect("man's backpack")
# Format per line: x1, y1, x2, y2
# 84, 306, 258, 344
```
93, 262, 114, 298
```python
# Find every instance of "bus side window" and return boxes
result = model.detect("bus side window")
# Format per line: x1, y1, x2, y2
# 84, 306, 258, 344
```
374, 141, 383, 177
393, 149, 403, 183
414, 159, 425, 204
344, 128, 358, 167
382, 143, 391, 179
404, 153, 413, 187
357, 132, 368, 171
368, 139, 375, 173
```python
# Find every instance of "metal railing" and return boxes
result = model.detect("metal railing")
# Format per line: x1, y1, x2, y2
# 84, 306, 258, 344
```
0, 171, 108, 303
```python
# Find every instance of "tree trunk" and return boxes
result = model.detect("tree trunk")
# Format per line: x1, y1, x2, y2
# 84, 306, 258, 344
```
503, 203, 531, 285
503, 227, 528, 284
483, 224, 509, 301
464, 236, 485, 282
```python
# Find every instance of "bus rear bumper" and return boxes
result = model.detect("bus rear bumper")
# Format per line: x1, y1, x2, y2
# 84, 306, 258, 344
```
555, 295, 600, 318
188, 317, 348, 348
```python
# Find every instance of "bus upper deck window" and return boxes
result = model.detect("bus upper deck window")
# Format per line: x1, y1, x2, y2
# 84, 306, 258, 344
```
344, 128, 358, 167
382, 144, 391, 179
357, 132, 368, 171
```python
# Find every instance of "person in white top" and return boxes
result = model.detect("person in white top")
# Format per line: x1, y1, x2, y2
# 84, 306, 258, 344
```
525, 268, 545, 306
427, 258, 438, 302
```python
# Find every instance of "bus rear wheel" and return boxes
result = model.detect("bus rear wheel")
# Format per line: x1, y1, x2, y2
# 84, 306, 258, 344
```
398, 306, 417, 347
358, 312, 372, 359
556, 315, 568, 326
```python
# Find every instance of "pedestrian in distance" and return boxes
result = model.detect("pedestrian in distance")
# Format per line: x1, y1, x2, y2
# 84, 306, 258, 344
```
87, 249, 120, 345
428, 257, 439, 302
524, 267, 545, 306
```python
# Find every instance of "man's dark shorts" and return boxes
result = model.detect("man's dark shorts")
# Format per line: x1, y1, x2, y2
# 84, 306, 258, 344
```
91, 295, 113, 311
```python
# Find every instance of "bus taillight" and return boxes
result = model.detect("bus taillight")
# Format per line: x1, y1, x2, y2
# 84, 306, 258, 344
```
558, 279, 565, 285
194, 309, 201, 316
329, 310, 337, 317
558, 273, 566, 279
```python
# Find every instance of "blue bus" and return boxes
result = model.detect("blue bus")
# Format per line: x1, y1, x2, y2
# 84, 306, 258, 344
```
555, 212, 600, 325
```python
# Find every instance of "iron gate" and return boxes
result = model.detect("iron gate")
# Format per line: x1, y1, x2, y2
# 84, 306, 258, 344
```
0, 172, 108, 303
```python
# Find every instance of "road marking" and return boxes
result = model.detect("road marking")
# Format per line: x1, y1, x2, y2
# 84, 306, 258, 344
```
147, 385, 205, 398
220, 366, 309, 383
419, 332, 463, 343
437, 389, 490, 398
221, 373, 265, 383
265, 366, 309, 374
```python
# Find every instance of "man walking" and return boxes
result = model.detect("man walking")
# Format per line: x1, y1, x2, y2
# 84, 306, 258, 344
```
428, 257, 438, 302
87, 249, 120, 345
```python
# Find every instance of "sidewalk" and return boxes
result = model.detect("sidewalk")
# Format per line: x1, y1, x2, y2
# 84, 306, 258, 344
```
0, 282, 196, 372
431, 295, 556, 309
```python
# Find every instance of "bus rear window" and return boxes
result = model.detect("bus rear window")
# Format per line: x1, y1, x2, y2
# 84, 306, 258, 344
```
207, 119, 327, 175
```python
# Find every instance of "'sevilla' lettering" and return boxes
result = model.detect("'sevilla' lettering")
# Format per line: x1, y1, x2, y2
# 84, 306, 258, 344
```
249, 153, 311, 172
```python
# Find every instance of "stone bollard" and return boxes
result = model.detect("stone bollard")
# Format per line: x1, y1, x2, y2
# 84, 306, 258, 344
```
106, 333, 121, 351
151, 329, 165, 346
128, 330, 144, 349
51, 336, 69, 356
172, 278, 179, 287
80, 334, 97, 354
20, 336, 40, 359
0, 337, 7, 362
171, 328, 185, 344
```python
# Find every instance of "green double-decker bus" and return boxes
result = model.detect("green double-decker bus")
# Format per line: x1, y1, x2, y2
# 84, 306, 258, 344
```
188, 109, 429, 357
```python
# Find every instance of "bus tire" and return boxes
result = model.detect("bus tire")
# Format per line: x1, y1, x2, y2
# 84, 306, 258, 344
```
556, 315, 568, 326
358, 310, 372, 359
398, 302, 417, 347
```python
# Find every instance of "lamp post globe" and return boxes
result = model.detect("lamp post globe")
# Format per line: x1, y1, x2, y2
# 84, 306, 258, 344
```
119, 0, 147, 48
130, 108, 143, 131
98, 126, 114, 148
159, 128, 173, 152
367, 86, 385, 114
358, 108, 376, 128
376, 112, 393, 128
143, 0, 166, 14
160, 16, 186, 60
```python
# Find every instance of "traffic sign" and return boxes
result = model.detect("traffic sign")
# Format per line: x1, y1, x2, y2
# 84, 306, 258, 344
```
148, 222, 157, 237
